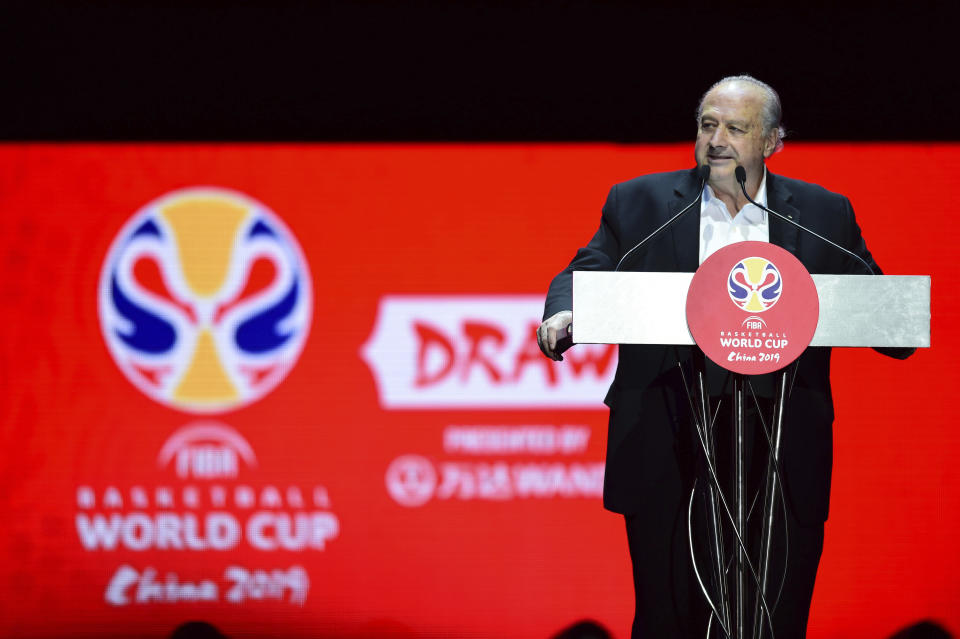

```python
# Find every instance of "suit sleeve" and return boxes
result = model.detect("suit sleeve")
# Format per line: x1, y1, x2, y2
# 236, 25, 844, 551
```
841, 195, 916, 360
543, 184, 622, 320
839, 194, 881, 276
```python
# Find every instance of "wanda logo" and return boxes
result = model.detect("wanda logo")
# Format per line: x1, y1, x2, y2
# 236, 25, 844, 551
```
361, 295, 615, 408
385, 455, 437, 507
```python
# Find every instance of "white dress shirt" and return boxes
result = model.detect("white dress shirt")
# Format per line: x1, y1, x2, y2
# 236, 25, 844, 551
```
699, 169, 769, 264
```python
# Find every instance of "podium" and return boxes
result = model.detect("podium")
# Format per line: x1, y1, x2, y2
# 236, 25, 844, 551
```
571, 269, 930, 639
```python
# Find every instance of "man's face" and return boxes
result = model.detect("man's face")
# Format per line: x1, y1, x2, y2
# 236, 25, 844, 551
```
694, 82, 776, 189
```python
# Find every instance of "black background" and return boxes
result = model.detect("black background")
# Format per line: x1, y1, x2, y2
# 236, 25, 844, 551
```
3, 2, 957, 142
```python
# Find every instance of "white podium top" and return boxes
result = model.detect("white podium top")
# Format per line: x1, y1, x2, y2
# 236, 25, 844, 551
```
571, 271, 930, 348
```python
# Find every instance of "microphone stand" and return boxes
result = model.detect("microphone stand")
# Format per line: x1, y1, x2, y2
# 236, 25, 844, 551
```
734, 166, 875, 275
616, 165, 710, 272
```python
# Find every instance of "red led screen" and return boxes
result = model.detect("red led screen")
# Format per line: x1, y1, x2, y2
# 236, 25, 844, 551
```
0, 143, 957, 638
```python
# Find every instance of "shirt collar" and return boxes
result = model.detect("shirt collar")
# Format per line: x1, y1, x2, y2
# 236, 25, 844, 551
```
702, 166, 768, 222
754, 167, 769, 209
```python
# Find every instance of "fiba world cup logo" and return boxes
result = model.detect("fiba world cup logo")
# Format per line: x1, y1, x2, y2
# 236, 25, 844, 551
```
727, 257, 782, 312
98, 187, 313, 413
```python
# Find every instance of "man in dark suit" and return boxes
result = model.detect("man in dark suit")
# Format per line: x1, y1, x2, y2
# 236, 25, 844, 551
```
537, 76, 911, 638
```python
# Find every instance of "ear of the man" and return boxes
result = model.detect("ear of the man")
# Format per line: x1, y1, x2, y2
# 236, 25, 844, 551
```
763, 131, 778, 157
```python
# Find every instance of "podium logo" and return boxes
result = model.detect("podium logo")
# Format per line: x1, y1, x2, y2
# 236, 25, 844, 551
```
728, 257, 782, 312
361, 295, 615, 408
98, 187, 312, 413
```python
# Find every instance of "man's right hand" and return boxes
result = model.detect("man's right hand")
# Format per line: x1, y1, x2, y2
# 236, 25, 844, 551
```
537, 310, 573, 361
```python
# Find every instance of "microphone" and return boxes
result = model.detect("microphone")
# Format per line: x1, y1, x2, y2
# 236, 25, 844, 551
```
734, 166, 875, 275
615, 165, 710, 271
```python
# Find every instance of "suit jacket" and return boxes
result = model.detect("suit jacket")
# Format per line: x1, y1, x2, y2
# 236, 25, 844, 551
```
544, 167, 895, 525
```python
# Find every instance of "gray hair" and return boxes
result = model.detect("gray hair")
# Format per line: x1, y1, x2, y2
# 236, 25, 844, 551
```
697, 75, 786, 152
